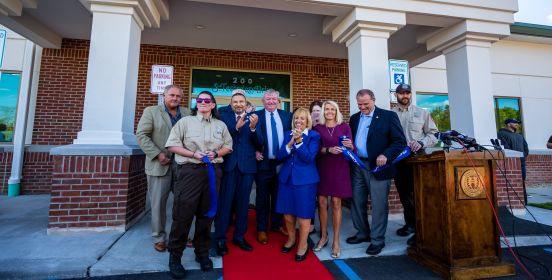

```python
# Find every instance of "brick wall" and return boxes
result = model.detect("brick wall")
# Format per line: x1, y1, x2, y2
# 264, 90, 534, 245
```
36, 39, 349, 146
526, 154, 552, 187
1, 151, 53, 195
495, 157, 525, 210
49, 154, 146, 229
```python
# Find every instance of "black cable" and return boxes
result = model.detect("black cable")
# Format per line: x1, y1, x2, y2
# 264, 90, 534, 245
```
482, 147, 552, 279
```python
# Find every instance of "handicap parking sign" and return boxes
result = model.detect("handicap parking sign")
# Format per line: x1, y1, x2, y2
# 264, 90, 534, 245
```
388, 59, 410, 93
394, 74, 404, 85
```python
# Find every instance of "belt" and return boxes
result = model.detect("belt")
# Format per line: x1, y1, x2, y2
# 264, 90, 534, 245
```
180, 162, 220, 168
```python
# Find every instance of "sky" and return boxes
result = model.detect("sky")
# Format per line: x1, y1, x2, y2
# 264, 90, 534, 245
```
515, 0, 552, 26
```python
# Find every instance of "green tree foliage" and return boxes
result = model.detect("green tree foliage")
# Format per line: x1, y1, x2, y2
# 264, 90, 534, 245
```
430, 105, 450, 131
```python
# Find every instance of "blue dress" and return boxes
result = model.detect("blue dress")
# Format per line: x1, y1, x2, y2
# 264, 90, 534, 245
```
275, 129, 320, 219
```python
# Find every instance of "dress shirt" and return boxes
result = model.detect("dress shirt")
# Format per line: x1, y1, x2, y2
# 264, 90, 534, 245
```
355, 110, 374, 158
265, 110, 284, 159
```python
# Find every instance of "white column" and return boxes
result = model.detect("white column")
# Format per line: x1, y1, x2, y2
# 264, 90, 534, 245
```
443, 40, 497, 143
7, 40, 35, 197
329, 8, 405, 115
73, 4, 143, 146
346, 29, 392, 113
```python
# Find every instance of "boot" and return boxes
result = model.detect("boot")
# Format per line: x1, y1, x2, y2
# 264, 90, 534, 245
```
169, 253, 186, 279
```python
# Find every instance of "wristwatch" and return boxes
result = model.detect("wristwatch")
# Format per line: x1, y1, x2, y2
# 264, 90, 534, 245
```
417, 141, 424, 148
214, 151, 219, 158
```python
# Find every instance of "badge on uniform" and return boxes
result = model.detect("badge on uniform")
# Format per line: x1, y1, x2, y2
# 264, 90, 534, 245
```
216, 126, 223, 135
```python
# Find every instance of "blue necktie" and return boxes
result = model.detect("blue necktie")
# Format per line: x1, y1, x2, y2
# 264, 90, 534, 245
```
270, 112, 279, 157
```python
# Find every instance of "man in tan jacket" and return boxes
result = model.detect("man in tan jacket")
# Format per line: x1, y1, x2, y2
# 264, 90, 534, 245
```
137, 85, 190, 252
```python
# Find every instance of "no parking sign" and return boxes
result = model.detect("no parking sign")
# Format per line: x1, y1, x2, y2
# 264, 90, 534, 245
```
388, 59, 410, 102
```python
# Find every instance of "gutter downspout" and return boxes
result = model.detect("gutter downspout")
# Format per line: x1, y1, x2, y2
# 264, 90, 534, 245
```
7, 40, 35, 197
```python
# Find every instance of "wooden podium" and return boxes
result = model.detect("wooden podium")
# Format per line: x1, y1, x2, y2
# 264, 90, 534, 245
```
406, 150, 515, 279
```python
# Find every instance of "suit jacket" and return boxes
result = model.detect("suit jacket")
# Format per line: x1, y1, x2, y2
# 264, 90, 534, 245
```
219, 111, 263, 174
136, 105, 190, 176
277, 130, 320, 185
350, 106, 406, 180
254, 109, 292, 170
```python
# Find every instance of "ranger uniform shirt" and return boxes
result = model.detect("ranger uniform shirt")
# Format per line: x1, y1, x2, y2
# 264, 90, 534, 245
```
165, 114, 233, 164
392, 104, 438, 148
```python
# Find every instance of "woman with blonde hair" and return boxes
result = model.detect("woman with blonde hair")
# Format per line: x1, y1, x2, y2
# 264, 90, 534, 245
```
276, 108, 320, 261
313, 101, 353, 258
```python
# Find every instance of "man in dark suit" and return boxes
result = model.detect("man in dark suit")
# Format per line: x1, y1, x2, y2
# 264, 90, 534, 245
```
254, 89, 292, 245
346, 89, 406, 255
213, 91, 262, 256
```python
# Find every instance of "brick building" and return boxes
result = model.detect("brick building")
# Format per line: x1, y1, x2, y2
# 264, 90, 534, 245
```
0, 0, 551, 232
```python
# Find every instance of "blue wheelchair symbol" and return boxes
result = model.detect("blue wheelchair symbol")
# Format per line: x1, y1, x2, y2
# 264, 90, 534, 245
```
394, 74, 404, 84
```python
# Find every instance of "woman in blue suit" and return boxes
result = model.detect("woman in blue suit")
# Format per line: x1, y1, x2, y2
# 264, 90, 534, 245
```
276, 108, 320, 262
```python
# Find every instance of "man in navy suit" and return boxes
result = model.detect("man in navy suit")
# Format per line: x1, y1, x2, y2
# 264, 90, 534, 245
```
346, 89, 406, 255
213, 91, 262, 255
254, 89, 292, 245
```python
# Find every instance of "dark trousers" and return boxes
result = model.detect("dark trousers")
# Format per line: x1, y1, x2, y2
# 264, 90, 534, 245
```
168, 163, 222, 258
214, 169, 254, 242
254, 160, 282, 232
394, 162, 416, 229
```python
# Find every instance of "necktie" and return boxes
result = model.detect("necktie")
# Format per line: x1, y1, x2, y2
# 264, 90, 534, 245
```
270, 112, 279, 157
237, 115, 241, 122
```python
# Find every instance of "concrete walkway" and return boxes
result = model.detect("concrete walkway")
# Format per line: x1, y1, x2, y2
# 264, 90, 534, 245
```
0, 186, 551, 279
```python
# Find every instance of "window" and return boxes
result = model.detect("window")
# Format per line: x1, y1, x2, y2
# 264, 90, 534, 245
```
416, 93, 450, 131
190, 68, 292, 112
0, 72, 21, 143
494, 97, 522, 133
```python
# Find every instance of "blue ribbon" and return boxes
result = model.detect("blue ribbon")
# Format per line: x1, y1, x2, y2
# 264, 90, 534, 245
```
338, 136, 368, 171
371, 146, 411, 173
202, 155, 218, 218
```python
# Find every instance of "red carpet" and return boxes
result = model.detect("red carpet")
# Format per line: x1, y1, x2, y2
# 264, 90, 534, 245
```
222, 210, 335, 280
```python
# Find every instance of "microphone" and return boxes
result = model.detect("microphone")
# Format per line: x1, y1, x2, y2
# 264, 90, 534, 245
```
435, 130, 480, 149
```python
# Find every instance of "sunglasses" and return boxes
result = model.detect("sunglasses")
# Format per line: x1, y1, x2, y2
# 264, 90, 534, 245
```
196, 98, 212, 104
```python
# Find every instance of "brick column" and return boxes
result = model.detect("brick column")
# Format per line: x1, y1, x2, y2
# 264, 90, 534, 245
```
48, 149, 146, 232
495, 157, 525, 213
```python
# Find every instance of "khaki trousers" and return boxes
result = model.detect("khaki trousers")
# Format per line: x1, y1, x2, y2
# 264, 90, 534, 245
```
147, 167, 173, 243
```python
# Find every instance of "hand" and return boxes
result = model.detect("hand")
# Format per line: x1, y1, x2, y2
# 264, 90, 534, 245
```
376, 154, 388, 167
408, 140, 422, 152
341, 139, 353, 149
255, 151, 264, 161
292, 129, 303, 143
248, 114, 258, 129
328, 146, 343, 154
205, 151, 217, 161
157, 152, 171, 166
236, 115, 246, 130
192, 151, 206, 160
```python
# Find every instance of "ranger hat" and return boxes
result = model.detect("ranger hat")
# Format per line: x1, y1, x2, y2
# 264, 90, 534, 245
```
395, 83, 411, 93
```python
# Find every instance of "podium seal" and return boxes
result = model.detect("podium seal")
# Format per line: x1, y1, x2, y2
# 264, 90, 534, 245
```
460, 169, 484, 198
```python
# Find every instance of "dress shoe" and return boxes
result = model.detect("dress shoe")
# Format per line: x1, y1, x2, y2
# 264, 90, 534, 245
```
233, 238, 253, 251
345, 235, 371, 244
215, 240, 228, 256
169, 254, 186, 279
407, 234, 416, 247
366, 243, 385, 255
396, 225, 415, 237
281, 241, 296, 253
154, 241, 167, 252
331, 247, 341, 259
295, 248, 309, 262
313, 236, 328, 252
195, 256, 213, 272
257, 231, 268, 245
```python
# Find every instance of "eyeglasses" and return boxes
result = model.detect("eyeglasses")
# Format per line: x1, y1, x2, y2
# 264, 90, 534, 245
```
196, 98, 212, 104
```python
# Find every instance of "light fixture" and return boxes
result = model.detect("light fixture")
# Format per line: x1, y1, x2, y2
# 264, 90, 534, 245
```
195, 25, 206, 29
288, 33, 297, 37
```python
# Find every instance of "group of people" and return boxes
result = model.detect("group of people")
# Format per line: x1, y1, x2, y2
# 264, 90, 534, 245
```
136, 84, 439, 279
